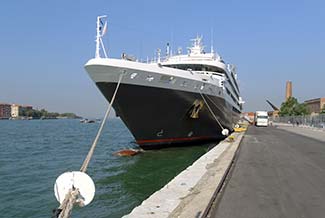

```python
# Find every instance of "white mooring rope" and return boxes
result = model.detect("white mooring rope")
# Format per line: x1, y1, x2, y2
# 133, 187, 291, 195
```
199, 91, 228, 135
80, 73, 124, 173
53, 73, 124, 218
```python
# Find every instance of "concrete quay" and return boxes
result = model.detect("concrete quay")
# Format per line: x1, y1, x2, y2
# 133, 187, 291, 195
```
274, 122, 325, 142
123, 132, 245, 218
124, 124, 325, 218
209, 125, 325, 218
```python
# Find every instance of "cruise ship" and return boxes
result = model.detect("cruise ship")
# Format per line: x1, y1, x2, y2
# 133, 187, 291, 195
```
85, 16, 243, 149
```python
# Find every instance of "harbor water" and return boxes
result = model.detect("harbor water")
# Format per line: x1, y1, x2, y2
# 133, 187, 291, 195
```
0, 119, 210, 217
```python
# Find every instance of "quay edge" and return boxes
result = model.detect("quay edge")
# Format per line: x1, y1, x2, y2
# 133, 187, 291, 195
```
123, 131, 245, 218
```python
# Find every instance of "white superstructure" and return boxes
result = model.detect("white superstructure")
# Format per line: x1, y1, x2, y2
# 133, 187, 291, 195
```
160, 36, 242, 113
86, 34, 242, 114
85, 16, 243, 147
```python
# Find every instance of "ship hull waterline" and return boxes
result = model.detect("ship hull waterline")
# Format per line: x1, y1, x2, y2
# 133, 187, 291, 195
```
95, 82, 239, 149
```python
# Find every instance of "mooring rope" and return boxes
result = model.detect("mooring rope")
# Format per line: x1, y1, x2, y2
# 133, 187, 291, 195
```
80, 73, 124, 172
53, 73, 124, 218
54, 187, 82, 218
199, 91, 225, 131
204, 94, 225, 116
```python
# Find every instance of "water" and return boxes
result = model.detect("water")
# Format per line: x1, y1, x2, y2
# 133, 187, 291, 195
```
0, 119, 210, 217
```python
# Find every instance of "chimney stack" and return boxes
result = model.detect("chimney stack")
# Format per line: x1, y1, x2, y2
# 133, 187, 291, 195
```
285, 81, 292, 101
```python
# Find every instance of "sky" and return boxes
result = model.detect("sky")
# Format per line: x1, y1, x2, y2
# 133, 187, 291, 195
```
0, 0, 324, 117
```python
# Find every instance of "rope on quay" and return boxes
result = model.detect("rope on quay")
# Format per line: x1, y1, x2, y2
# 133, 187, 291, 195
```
199, 92, 229, 136
52, 73, 124, 218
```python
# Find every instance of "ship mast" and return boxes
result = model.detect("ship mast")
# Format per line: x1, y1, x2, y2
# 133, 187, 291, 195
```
189, 35, 204, 55
95, 15, 108, 59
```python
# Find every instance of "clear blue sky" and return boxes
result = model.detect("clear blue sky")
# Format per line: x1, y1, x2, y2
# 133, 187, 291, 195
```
0, 0, 324, 117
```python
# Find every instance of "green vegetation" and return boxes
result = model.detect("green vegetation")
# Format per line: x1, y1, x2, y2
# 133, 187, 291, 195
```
21, 108, 81, 119
279, 97, 308, 116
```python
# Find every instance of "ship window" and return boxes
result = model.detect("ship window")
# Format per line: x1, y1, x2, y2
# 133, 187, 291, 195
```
200, 84, 205, 90
181, 81, 187, 87
160, 75, 176, 84
130, 73, 138, 79
257, 115, 268, 119
164, 64, 226, 74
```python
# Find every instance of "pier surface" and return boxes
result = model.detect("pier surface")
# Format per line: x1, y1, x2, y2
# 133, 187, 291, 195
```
210, 125, 325, 218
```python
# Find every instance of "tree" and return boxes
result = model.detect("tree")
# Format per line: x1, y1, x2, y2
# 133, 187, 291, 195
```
60, 113, 80, 118
25, 109, 34, 117
279, 97, 308, 116
32, 110, 42, 118
40, 109, 48, 117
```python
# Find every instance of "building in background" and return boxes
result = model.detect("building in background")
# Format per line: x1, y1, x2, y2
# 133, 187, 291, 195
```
0, 103, 11, 119
242, 112, 255, 124
266, 81, 324, 117
11, 104, 20, 118
304, 98, 325, 115
21, 105, 32, 115
11, 104, 33, 118
285, 81, 292, 101
268, 110, 279, 119
266, 99, 280, 119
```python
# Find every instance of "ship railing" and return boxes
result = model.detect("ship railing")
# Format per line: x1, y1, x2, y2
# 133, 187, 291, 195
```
122, 53, 217, 64
120, 53, 169, 64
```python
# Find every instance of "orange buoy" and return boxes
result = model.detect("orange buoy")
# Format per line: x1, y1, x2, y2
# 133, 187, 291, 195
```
113, 149, 141, 157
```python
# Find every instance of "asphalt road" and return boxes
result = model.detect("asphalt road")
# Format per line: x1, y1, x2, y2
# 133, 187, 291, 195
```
210, 126, 325, 218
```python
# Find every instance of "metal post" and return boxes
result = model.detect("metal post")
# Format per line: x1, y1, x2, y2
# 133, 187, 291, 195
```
95, 16, 100, 58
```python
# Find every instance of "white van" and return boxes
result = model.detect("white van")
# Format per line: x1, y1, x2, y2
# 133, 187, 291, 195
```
255, 111, 269, 127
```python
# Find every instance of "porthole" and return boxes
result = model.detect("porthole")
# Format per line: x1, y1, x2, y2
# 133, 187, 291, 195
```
181, 81, 187, 87
160, 75, 176, 84
130, 73, 137, 79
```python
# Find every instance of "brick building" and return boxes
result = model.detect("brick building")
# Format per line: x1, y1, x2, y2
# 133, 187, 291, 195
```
0, 103, 11, 119
304, 98, 325, 114
11, 104, 33, 118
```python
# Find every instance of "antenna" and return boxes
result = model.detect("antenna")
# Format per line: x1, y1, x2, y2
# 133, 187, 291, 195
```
210, 27, 214, 53
170, 31, 174, 56
95, 15, 108, 58
178, 47, 182, 55
157, 48, 161, 63
166, 42, 170, 57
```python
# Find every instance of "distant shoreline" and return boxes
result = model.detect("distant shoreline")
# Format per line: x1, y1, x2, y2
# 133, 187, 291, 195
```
0, 116, 81, 120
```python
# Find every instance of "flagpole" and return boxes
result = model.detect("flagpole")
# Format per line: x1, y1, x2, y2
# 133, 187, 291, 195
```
95, 16, 101, 58
95, 15, 107, 59
100, 38, 108, 58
